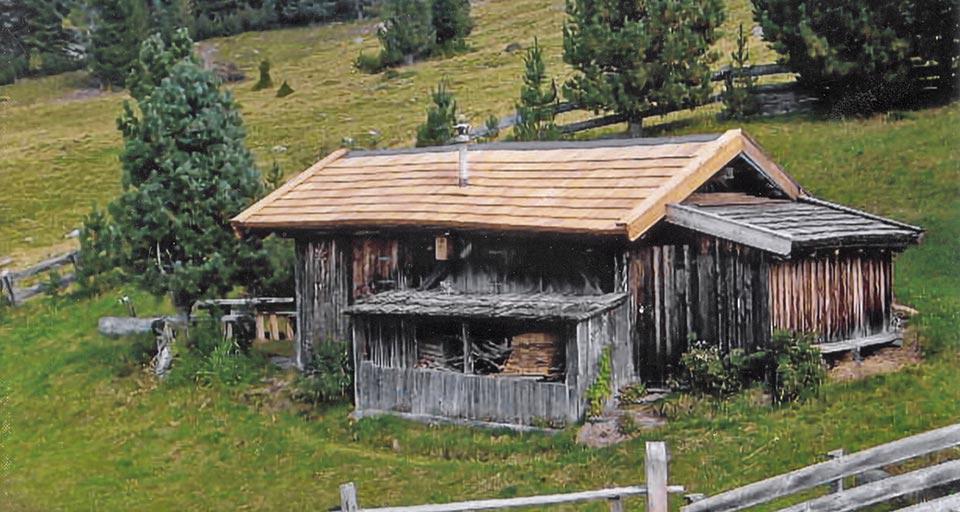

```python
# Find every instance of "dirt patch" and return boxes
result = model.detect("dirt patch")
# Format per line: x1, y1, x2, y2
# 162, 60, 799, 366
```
828, 330, 922, 382
576, 407, 666, 448
58, 87, 105, 103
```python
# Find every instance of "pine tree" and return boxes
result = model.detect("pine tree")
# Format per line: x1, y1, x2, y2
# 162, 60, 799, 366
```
415, 80, 457, 147
754, 0, 959, 108
0, 0, 80, 82
90, 0, 149, 88
563, 0, 724, 136
721, 24, 759, 119
514, 38, 559, 141
378, 0, 433, 66
110, 32, 266, 314
126, 28, 196, 100
431, 0, 472, 48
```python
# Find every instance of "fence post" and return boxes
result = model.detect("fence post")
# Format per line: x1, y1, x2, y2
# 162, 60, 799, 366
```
607, 496, 624, 512
827, 449, 845, 493
646, 441, 669, 512
1, 271, 16, 306
340, 482, 359, 512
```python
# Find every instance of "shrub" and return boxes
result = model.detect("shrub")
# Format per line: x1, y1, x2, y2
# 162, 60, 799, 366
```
431, 0, 472, 49
616, 413, 639, 436
514, 37, 560, 141
354, 50, 384, 73
42, 270, 64, 298
377, 0, 434, 67
585, 346, 613, 418
680, 342, 760, 398
769, 330, 826, 404
276, 80, 295, 97
76, 206, 122, 296
293, 340, 353, 405
252, 60, 274, 91
617, 381, 648, 406
753, 0, 959, 110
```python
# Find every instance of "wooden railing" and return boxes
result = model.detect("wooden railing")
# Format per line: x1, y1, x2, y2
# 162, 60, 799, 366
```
682, 423, 960, 511
338, 442, 682, 512
0, 251, 79, 306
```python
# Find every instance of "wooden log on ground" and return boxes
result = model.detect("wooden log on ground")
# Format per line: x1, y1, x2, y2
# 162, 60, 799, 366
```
98, 315, 187, 337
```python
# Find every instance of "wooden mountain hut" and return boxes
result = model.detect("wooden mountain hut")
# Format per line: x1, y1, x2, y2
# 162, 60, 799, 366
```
232, 129, 922, 427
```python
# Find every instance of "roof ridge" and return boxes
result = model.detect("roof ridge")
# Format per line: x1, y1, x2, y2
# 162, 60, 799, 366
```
345, 133, 724, 157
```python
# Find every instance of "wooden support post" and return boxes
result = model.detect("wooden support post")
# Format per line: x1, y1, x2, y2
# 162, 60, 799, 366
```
646, 441, 669, 512
340, 482, 359, 512
1, 271, 16, 306
607, 496, 624, 512
827, 449, 845, 493
462, 322, 473, 374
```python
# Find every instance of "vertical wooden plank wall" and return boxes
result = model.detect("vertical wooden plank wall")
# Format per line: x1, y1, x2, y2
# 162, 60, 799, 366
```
629, 237, 770, 384
573, 301, 633, 415
295, 237, 352, 368
769, 250, 892, 341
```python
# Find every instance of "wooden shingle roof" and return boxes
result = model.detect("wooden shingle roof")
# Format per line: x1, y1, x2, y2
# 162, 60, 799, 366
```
232, 129, 802, 240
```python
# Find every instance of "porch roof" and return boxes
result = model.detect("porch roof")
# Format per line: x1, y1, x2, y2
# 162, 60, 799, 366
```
344, 290, 629, 322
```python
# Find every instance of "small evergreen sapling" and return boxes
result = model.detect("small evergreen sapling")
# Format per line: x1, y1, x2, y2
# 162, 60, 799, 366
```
252, 59, 274, 91
513, 38, 559, 141
90, 0, 149, 89
721, 24, 759, 120
276, 80, 295, 97
415, 80, 458, 147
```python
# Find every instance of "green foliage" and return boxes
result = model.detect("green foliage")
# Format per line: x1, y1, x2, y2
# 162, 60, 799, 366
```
168, 317, 260, 387
680, 342, 764, 398
431, 0, 472, 48
769, 330, 826, 404
252, 59, 274, 91
617, 381, 648, 405
90, 0, 149, 88
111, 32, 266, 312
753, 0, 959, 111
562, 0, 725, 132
247, 236, 296, 297
586, 346, 612, 418
0, 0, 83, 82
354, 50, 384, 73
263, 160, 284, 191
293, 340, 353, 405
513, 37, 559, 141
76, 205, 122, 295
721, 23, 759, 119
615, 412, 639, 435
377, 0, 434, 67
415, 80, 457, 147
680, 332, 825, 404
42, 269, 64, 298
276, 80, 294, 97
125, 28, 197, 101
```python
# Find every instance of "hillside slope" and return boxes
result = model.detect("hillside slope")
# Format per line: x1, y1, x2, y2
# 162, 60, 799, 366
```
0, 0, 767, 261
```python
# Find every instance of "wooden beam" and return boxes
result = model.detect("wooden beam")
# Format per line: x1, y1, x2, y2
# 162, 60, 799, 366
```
622, 130, 744, 241
817, 332, 902, 354
340, 484, 686, 512
682, 423, 960, 512
645, 442, 669, 512
462, 322, 473, 374
665, 204, 793, 256
777, 459, 960, 512
737, 132, 803, 199
893, 492, 960, 512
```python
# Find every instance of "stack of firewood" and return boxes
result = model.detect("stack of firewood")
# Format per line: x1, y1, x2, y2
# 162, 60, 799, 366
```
502, 332, 563, 377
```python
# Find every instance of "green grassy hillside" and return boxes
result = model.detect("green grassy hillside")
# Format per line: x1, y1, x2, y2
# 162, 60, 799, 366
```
0, 0, 769, 261
1, 0, 959, 509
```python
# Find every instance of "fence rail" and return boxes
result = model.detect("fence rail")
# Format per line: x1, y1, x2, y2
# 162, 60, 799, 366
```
339, 442, 680, 512
0, 250, 79, 305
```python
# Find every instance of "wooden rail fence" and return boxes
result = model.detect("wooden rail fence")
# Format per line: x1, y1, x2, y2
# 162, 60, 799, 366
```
0, 251, 79, 306
339, 442, 682, 512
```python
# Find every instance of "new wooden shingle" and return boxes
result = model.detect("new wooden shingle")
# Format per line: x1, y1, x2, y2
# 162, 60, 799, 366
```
232, 129, 802, 240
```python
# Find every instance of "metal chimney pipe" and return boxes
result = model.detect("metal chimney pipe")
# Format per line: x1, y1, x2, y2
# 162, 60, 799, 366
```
458, 145, 469, 187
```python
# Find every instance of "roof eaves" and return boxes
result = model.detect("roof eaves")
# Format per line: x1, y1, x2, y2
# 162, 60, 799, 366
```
230, 148, 350, 234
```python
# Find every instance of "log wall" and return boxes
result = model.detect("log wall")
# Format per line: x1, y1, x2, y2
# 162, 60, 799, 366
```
572, 301, 633, 416
357, 361, 575, 425
295, 237, 352, 368
769, 251, 892, 341
629, 237, 771, 384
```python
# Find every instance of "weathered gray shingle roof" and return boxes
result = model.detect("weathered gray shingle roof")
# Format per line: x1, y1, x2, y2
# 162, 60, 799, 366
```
666, 194, 923, 256
344, 290, 629, 321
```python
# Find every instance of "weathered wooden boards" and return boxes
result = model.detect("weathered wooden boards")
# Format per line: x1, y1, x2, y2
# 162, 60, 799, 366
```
770, 251, 892, 342
295, 238, 351, 368
682, 423, 960, 512
337, 442, 681, 512
356, 361, 572, 426
0, 251, 78, 306
630, 237, 770, 384
894, 492, 960, 512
